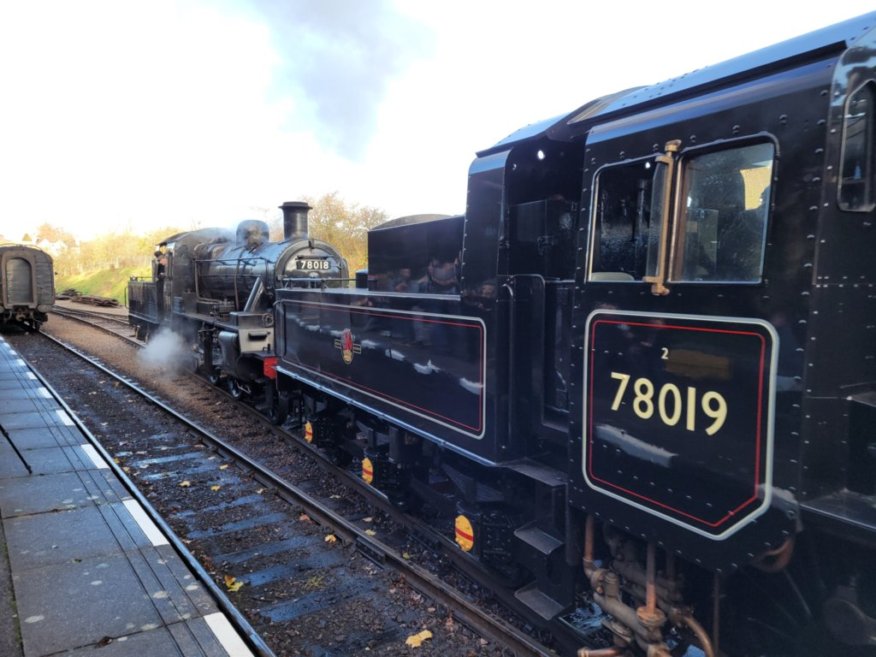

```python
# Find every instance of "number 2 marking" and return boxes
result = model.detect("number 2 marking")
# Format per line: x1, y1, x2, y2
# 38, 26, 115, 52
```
660, 347, 669, 360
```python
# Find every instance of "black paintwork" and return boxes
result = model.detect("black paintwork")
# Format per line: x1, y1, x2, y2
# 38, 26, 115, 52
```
265, 14, 876, 640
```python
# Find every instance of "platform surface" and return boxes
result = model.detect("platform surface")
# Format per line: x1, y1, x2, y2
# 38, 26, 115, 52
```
0, 334, 254, 657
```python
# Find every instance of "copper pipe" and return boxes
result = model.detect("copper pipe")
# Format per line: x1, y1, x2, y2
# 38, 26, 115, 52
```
646, 541, 657, 615
682, 613, 716, 657
752, 537, 795, 573
584, 514, 595, 566
712, 573, 721, 657
578, 648, 622, 657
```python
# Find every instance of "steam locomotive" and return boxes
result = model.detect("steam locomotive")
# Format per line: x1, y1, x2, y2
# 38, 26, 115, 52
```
268, 12, 876, 657
128, 202, 347, 412
0, 244, 54, 330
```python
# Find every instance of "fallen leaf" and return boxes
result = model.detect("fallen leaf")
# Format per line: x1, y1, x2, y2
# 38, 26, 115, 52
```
210, 485, 221, 492
299, 513, 312, 523
402, 552, 411, 560
324, 534, 338, 544
179, 481, 191, 488
219, 464, 229, 470
405, 630, 433, 648
363, 516, 373, 523
122, 467, 130, 473
365, 529, 376, 536
223, 575, 244, 592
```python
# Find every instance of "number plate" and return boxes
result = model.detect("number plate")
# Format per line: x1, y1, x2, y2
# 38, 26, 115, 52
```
296, 259, 330, 271
583, 310, 776, 538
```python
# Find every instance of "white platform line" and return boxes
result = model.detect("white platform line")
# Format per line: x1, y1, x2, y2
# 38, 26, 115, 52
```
204, 613, 254, 657
36, 387, 52, 398
80, 444, 110, 469
122, 499, 169, 547
55, 409, 74, 426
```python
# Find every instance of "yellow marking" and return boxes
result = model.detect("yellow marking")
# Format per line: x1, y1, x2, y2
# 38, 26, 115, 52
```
361, 457, 374, 485
454, 515, 475, 552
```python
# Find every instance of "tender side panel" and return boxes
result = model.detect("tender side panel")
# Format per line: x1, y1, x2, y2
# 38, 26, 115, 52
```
128, 280, 159, 323
584, 310, 777, 539
278, 298, 487, 439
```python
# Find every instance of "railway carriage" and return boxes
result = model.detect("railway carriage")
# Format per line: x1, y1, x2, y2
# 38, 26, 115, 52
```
0, 243, 54, 330
273, 13, 876, 657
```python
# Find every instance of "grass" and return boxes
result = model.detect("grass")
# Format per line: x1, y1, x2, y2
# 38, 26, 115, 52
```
55, 266, 150, 304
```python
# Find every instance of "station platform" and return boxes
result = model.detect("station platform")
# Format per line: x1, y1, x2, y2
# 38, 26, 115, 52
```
0, 334, 257, 657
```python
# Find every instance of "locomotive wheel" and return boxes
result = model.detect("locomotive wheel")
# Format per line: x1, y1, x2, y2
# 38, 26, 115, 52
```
207, 371, 221, 385
268, 395, 288, 425
227, 378, 244, 400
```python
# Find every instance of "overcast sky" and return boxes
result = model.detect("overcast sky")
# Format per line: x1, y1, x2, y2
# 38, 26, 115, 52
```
1, 1, 874, 240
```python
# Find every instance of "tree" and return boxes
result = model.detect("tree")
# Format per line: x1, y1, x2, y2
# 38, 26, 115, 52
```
302, 192, 387, 273
35, 223, 76, 248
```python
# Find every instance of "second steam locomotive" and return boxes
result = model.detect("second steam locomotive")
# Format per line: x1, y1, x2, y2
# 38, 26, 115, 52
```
131, 12, 876, 657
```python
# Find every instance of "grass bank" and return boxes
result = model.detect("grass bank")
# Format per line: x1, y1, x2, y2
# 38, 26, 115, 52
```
55, 266, 149, 304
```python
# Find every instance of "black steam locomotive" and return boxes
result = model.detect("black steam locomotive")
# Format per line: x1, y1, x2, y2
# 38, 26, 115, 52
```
0, 244, 54, 330
267, 12, 876, 657
128, 202, 347, 410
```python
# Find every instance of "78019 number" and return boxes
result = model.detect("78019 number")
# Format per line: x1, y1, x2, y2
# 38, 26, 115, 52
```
609, 372, 727, 436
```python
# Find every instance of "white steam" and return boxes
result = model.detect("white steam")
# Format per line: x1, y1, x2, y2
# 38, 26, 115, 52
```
137, 328, 190, 374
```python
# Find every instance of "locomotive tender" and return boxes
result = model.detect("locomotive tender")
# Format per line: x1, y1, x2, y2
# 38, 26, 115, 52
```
128, 202, 347, 407
271, 13, 876, 657
0, 243, 54, 330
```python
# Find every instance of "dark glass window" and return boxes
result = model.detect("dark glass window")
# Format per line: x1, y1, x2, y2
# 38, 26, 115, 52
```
839, 81, 876, 212
673, 142, 774, 283
590, 142, 773, 285
589, 158, 664, 281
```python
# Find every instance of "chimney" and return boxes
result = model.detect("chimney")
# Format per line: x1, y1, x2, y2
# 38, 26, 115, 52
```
280, 201, 311, 242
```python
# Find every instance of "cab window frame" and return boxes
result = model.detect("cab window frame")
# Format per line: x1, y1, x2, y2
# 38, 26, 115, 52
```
668, 137, 776, 285
586, 135, 776, 287
838, 80, 876, 213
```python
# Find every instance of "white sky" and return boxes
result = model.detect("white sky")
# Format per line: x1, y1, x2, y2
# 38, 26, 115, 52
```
1, 0, 874, 241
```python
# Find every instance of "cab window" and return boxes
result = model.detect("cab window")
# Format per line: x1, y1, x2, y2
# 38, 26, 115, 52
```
673, 142, 774, 283
839, 81, 875, 212
589, 157, 662, 282
589, 142, 773, 285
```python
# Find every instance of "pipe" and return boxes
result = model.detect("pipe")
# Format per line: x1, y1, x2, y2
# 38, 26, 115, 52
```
682, 613, 716, 657
712, 573, 721, 657
645, 541, 657, 615
578, 648, 623, 657
752, 537, 795, 573
584, 514, 595, 571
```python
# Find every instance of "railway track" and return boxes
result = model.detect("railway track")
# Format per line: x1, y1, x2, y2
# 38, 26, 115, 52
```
14, 314, 562, 656
50, 304, 136, 342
